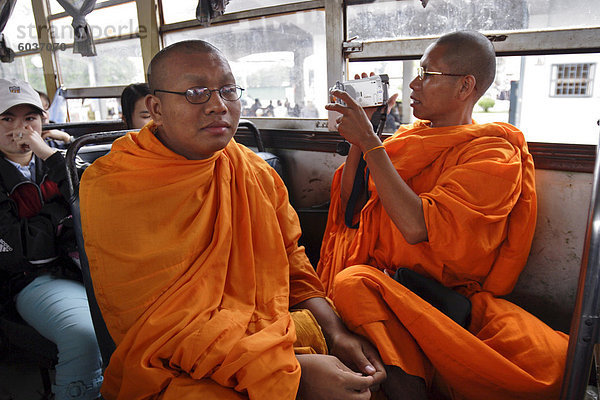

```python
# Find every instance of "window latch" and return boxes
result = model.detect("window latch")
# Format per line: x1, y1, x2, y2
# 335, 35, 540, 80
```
343, 36, 363, 54
485, 34, 508, 42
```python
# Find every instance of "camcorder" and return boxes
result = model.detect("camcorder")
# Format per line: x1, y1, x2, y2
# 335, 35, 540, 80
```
330, 74, 389, 108
327, 74, 390, 132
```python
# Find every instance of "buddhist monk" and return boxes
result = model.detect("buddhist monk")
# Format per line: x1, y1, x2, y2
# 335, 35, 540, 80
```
320, 30, 569, 400
80, 40, 386, 399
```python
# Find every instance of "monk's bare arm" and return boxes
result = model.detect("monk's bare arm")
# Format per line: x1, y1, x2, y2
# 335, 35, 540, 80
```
363, 142, 428, 244
293, 297, 386, 386
326, 90, 428, 244
293, 297, 349, 346
339, 93, 399, 211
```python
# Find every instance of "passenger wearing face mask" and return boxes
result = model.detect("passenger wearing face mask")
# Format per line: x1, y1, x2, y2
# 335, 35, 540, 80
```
0, 79, 103, 400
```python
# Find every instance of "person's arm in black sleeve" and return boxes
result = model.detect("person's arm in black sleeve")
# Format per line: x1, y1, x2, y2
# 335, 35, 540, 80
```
44, 150, 72, 201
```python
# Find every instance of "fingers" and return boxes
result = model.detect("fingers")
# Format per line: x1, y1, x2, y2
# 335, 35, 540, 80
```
354, 72, 376, 80
349, 344, 377, 377
327, 89, 360, 111
387, 93, 399, 110
342, 370, 375, 396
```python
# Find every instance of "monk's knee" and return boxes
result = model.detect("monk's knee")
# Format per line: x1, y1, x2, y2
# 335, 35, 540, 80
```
331, 265, 392, 325
332, 265, 382, 296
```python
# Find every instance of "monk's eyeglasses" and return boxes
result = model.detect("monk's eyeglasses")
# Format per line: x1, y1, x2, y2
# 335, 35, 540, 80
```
416, 66, 466, 81
153, 84, 245, 104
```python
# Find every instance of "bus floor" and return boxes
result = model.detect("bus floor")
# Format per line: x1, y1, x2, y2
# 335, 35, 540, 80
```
0, 344, 47, 400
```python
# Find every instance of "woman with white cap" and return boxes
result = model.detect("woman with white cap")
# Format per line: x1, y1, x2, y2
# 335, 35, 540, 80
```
0, 78, 103, 400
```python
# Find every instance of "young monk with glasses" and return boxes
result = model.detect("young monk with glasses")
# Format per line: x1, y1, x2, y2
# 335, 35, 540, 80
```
80, 40, 386, 400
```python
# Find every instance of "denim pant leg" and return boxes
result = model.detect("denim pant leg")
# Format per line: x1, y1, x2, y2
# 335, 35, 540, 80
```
15, 274, 103, 400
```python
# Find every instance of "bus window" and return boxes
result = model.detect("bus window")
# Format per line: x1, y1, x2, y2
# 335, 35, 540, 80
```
0, 0, 45, 91
65, 97, 121, 122
56, 38, 144, 87
349, 54, 600, 144
49, 2, 140, 44
347, 0, 600, 41
162, 0, 317, 24
0, 53, 45, 92
164, 10, 327, 119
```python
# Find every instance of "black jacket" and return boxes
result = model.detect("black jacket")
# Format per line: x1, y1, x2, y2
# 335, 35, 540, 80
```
0, 151, 79, 302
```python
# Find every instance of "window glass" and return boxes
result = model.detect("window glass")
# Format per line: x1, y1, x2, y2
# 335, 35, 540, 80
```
56, 38, 144, 87
48, 0, 65, 14
162, 0, 316, 24
350, 53, 600, 144
226, 0, 315, 14
66, 97, 121, 122
50, 2, 139, 45
0, 54, 45, 91
519, 54, 600, 144
164, 10, 328, 118
4, 0, 38, 49
48, 0, 119, 15
347, 0, 600, 42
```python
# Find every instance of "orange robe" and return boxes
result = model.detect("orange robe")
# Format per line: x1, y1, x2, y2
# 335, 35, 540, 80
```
317, 121, 568, 399
80, 123, 325, 400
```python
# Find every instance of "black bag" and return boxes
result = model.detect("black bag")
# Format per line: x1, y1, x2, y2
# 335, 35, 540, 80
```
392, 268, 472, 328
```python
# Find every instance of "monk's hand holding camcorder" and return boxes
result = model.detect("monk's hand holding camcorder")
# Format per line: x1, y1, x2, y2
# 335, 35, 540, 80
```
326, 72, 398, 154
326, 89, 383, 154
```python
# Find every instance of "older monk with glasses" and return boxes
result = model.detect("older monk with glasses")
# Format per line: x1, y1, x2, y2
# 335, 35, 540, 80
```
320, 30, 569, 400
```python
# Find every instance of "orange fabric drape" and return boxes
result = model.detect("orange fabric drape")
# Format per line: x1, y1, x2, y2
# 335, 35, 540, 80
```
80, 123, 325, 400
317, 121, 568, 399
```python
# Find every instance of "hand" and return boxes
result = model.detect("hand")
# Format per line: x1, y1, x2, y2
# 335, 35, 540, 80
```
13, 126, 57, 160
296, 354, 374, 400
327, 329, 386, 391
42, 129, 72, 143
326, 88, 379, 152
326, 75, 398, 152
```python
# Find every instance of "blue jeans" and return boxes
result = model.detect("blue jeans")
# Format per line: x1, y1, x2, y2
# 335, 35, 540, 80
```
15, 274, 103, 400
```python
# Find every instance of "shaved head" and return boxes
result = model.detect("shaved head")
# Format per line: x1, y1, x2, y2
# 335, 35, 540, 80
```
147, 40, 224, 94
435, 30, 496, 99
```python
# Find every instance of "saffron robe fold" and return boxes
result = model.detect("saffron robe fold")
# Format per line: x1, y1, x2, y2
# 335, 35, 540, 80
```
80, 123, 325, 399
317, 121, 568, 399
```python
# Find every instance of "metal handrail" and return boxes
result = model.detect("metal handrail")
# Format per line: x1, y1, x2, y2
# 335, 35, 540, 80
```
65, 130, 129, 196
239, 119, 265, 153
559, 132, 600, 399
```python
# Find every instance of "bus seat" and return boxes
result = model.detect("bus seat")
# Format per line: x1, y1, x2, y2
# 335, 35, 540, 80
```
66, 131, 128, 369
239, 119, 283, 178
0, 306, 57, 398
76, 143, 115, 164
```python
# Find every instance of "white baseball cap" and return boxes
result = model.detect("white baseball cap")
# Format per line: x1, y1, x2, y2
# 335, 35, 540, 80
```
0, 78, 45, 115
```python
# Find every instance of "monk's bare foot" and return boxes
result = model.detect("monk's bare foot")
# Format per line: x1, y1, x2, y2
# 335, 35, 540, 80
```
382, 365, 427, 400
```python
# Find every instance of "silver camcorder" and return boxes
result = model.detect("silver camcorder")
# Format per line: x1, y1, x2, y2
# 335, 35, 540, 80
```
330, 74, 389, 108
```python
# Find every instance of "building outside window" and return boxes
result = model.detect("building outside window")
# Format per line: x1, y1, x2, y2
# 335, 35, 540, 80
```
551, 63, 595, 97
